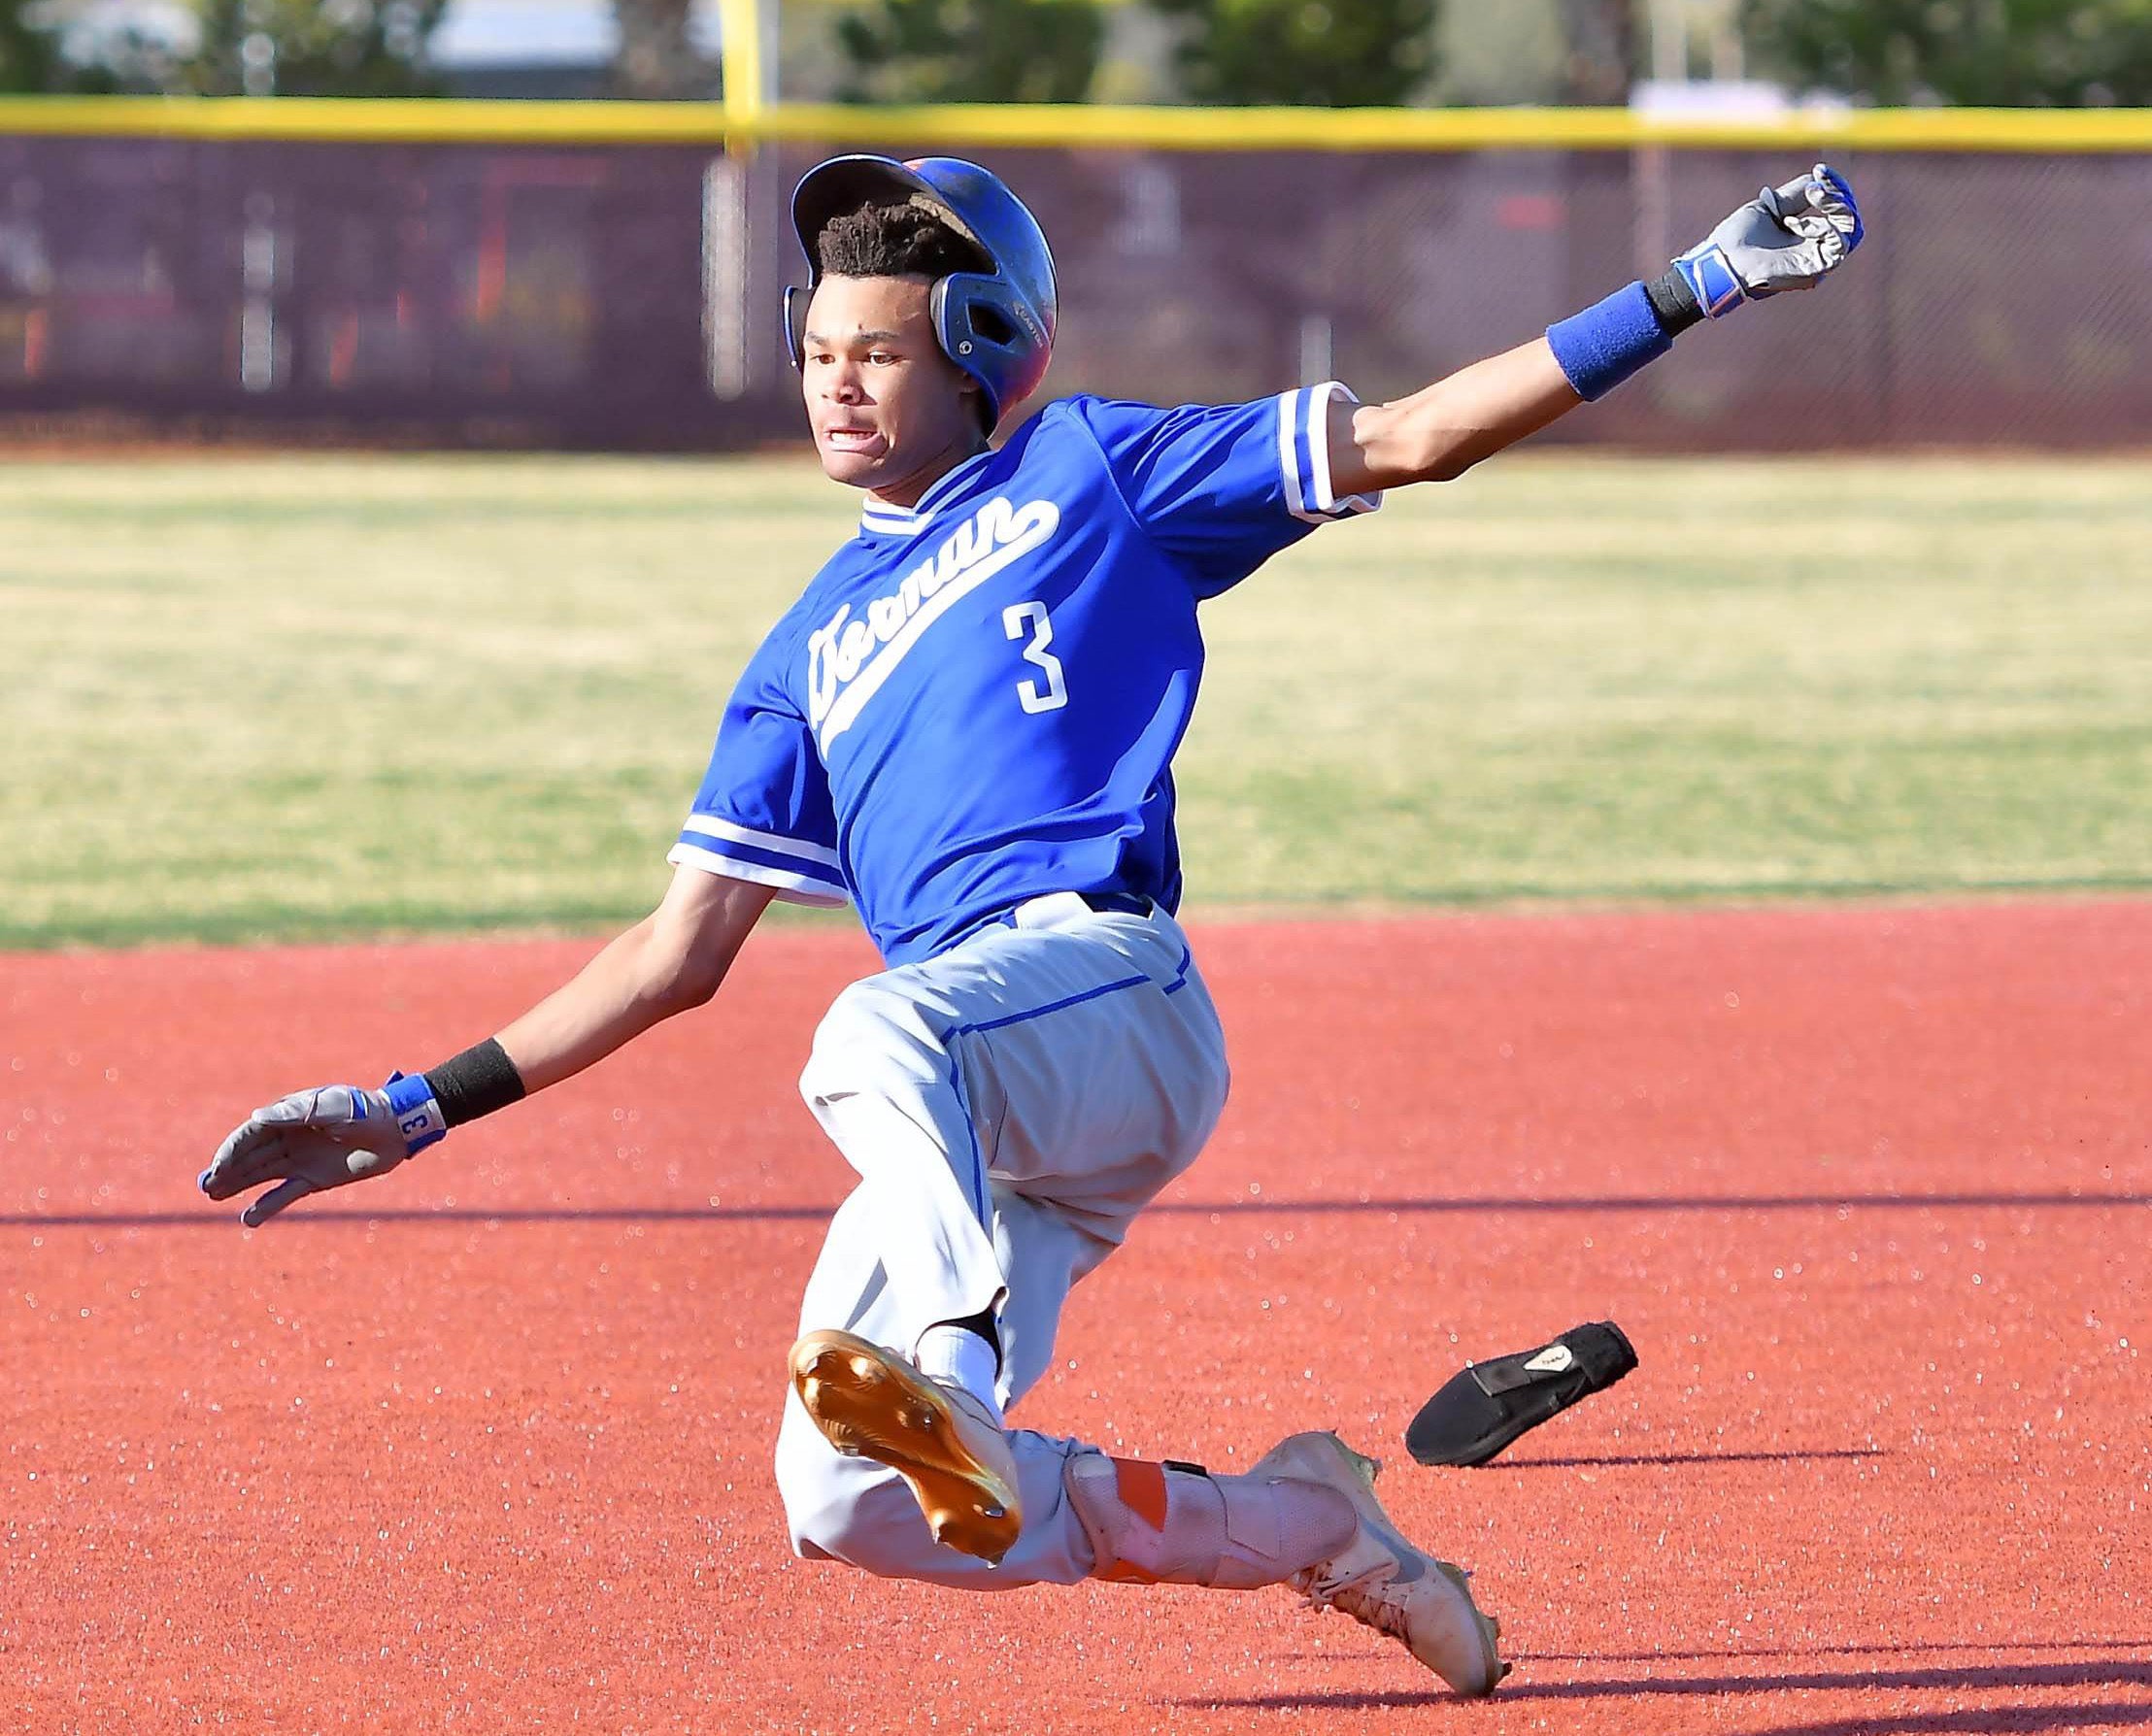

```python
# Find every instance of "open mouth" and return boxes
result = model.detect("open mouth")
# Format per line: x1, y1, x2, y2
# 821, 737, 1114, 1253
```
822, 426, 886, 456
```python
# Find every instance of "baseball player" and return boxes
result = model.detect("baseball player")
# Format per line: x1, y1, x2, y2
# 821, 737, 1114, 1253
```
201, 154, 1861, 1693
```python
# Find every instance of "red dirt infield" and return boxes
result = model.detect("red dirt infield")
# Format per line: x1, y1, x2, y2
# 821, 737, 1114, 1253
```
5, 901, 2150, 1734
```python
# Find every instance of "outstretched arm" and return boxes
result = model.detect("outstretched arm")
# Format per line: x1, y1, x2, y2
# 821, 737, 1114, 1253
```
1327, 163, 1864, 496
492, 867, 773, 1093
1328, 338, 1581, 494
199, 867, 774, 1225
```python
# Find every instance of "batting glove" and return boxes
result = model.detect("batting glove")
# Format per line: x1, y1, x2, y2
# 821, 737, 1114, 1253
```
198, 1073, 446, 1227
1672, 162, 1864, 318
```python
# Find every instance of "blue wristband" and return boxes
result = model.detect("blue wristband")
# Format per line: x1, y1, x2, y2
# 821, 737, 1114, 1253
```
384, 1069, 449, 1154
1544, 282, 1675, 403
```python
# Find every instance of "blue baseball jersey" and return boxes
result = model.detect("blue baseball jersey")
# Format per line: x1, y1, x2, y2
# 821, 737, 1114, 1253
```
669, 384, 1381, 965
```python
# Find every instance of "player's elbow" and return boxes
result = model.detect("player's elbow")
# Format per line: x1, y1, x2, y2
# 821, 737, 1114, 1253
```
1369, 417, 1480, 487
1403, 417, 1500, 484
635, 919, 730, 1016
1422, 422, 1522, 484
1416, 446, 1480, 484
1397, 382, 1552, 483
654, 948, 727, 1014
660, 972, 723, 1017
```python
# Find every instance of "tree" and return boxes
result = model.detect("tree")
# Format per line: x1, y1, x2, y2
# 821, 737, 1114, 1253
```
837, 0, 1104, 103
1742, 0, 2152, 105
612, 0, 720, 100
1147, 0, 1438, 107
0, 0, 63, 91
1558, 0, 1636, 104
180, 0, 447, 97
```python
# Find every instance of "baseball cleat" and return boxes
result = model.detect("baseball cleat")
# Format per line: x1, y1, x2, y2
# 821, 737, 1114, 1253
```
1251, 1430, 1508, 1696
790, 1328, 1023, 1565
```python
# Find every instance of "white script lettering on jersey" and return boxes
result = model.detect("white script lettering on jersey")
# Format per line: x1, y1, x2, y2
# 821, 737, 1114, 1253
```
807, 496, 1062, 750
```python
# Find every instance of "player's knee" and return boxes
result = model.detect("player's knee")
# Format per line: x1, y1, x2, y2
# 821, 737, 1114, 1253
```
776, 1444, 931, 1579
798, 978, 945, 1111
774, 1445, 844, 1560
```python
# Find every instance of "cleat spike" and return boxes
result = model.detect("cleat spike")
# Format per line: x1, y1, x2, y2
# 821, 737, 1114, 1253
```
1334, 1439, 1383, 1485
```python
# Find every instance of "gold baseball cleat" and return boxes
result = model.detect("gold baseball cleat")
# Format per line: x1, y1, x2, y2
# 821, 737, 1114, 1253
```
790, 1327, 1024, 1565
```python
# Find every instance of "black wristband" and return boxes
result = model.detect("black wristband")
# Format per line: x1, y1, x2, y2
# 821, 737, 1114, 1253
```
422, 1037, 526, 1128
1643, 268, 1704, 335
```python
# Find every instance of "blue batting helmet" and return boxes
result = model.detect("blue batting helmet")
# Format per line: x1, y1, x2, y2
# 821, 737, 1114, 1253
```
784, 154, 1058, 429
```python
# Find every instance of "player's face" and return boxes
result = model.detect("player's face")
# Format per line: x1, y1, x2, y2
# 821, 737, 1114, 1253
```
801, 275, 986, 503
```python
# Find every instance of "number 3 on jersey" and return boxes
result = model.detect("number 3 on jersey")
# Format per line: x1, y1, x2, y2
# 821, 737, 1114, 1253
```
1002, 600, 1068, 714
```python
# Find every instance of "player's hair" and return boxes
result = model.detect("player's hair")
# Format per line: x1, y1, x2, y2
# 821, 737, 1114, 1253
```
815, 201, 992, 282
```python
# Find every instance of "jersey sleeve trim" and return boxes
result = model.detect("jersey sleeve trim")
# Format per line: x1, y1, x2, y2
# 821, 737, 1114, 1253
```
666, 840, 851, 907
681, 812, 840, 869
1276, 382, 1385, 525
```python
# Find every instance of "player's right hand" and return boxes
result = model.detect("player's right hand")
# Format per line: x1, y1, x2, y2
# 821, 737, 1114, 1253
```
199, 1084, 423, 1227
1673, 162, 1864, 317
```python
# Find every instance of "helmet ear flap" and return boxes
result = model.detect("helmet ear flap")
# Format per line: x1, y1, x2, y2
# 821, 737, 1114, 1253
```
783, 283, 806, 373
931, 273, 1042, 431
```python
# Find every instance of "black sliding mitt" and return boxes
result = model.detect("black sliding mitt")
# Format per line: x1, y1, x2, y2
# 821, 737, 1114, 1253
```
1406, 1321, 1637, 1468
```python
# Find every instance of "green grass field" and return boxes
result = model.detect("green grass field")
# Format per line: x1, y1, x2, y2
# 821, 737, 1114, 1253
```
4, 451, 2147, 949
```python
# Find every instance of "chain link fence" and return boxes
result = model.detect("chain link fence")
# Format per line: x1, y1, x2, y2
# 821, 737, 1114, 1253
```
0, 127, 2143, 449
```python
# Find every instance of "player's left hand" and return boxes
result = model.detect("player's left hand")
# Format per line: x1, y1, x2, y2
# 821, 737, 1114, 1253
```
1674, 163, 1864, 318
199, 1079, 437, 1226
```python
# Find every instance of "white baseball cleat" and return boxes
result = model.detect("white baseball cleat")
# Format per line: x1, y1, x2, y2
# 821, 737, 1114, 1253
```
1250, 1429, 1509, 1695
790, 1328, 1024, 1565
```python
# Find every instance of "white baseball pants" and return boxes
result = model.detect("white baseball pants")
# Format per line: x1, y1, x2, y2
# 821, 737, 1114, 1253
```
772, 892, 1230, 1588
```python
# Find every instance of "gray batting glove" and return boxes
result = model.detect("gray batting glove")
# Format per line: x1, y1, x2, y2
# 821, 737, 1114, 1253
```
198, 1076, 443, 1226
1672, 163, 1864, 317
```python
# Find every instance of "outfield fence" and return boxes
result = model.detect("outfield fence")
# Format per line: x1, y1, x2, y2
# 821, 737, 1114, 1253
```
0, 100, 2145, 450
